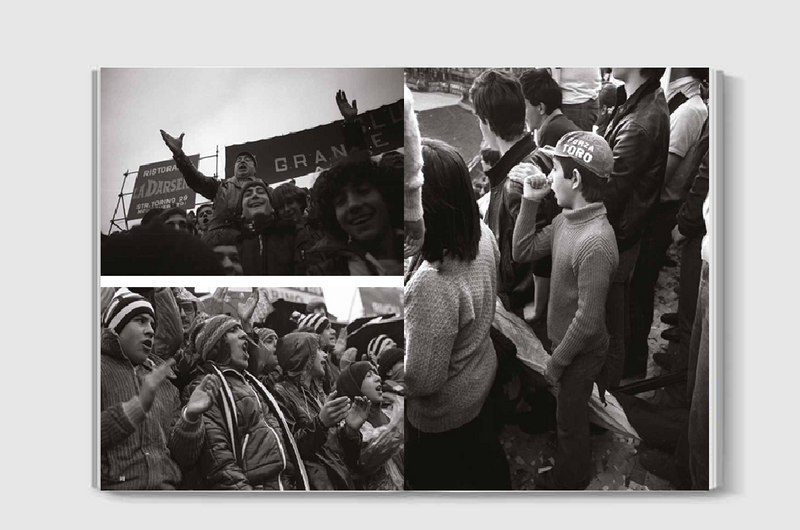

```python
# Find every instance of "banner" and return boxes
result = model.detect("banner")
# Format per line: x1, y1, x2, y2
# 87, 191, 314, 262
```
225, 99, 403, 185
359, 287, 403, 317
128, 155, 199, 220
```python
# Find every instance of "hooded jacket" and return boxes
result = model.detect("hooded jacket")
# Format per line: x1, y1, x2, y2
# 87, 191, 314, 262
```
603, 79, 671, 251
273, 333, 361, 489
100, 329, 204, 490
183, 362, 308, 490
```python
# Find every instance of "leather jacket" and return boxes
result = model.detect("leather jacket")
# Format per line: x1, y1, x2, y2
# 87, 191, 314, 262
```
603, 80, 670, 252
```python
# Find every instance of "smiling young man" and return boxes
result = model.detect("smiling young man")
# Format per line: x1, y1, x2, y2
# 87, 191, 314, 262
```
511, 131, 619, 490
161, 129, 263, 233
236, 180, 296, 275
307, 155, 403, 276
101, 288, 219, 490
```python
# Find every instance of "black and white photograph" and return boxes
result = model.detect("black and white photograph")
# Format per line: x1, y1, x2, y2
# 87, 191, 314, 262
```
403, 67, 716, 491
98, 285, 404, 490
99, 68, 404, 276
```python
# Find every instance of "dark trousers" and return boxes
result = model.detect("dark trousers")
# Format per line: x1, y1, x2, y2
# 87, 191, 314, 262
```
629, 201, 682, 373
405, 399, 511, 490
553, 350, 606, 488
605, 242, 640, 388
673, 261, 710, 490
561, 98, 600, 132
676, 235, 703, 370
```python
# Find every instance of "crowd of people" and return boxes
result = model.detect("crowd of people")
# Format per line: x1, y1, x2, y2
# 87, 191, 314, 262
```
403, 67, 711, 490
100, 287, 404, 490
102, 90, 403, 276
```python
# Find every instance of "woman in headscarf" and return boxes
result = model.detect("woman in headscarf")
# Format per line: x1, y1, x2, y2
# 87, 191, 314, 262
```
273, 332, 369, 489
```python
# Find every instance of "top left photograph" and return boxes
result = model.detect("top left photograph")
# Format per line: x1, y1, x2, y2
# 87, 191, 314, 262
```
99, 68, 404, 276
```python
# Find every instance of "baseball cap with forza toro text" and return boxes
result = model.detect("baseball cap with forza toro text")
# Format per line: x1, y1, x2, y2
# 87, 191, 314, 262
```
539, 130, 614, 179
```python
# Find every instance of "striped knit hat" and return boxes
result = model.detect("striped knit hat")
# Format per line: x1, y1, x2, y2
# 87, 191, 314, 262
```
194, 314, 240, 362
368, 335, 394, 363
102, 288, 155, 335
296, 312, 330, 335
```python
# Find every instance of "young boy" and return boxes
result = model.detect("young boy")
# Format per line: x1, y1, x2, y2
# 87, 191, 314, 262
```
510, 131, 619, 490
101, 288, 219, 489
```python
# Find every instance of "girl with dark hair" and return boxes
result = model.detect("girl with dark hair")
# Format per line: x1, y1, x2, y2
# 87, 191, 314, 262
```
305, 153, 403, 276
404, 138, 511, 490
271, 182, 324, 275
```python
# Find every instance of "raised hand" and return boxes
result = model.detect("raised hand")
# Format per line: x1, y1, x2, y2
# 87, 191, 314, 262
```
185, 374, 220, 420
510, 162, 550, 201
140, 358, 177, 412
336, 90, 358, 122
404, 218, 425, 258
160, 130, 185, 156
237, 288, 259, 323
345, 396, 371, 432
333, 327, 348, 357
319, 390, 351, 428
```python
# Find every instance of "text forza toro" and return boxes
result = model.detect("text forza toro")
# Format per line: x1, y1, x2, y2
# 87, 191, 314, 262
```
562, 138, 595, 164
132, 177, 189, 199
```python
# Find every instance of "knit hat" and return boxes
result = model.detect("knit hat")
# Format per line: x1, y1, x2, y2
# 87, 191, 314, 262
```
368, 334, 394, 363
194, 314, 240, 362
235, 150, 258, 168
296, 312, 331, 335
336, 361, 373, 400
102, 288, 155, 335
539, 130, 614, 179
377, 347, 404, 381
255, 327, 278, 343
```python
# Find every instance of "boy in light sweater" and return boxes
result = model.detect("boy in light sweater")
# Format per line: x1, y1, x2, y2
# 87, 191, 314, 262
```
511, 131, 619, 490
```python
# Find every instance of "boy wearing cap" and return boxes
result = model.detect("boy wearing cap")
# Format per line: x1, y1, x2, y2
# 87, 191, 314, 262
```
511, 131, 619, 490
160, 129, 264, 232
101, 288, 219, 490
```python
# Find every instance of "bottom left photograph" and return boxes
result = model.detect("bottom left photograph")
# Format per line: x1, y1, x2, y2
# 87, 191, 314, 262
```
97, 286, 404, 491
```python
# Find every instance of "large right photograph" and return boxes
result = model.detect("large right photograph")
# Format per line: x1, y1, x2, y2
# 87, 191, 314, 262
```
403, 67, 714, 491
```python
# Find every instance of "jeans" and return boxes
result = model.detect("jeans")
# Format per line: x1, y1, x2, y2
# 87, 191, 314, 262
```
605, 242, 641, 388
561, 98, 600, 132
552, 349, 606, 488
688, 262, 709, 489
405, 398, 511, 490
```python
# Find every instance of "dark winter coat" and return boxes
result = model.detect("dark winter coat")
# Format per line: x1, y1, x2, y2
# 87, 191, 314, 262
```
304, 232, 403, 276
238, 218, 297, 276
183, 363, 309, 490
100, 329, 204, 490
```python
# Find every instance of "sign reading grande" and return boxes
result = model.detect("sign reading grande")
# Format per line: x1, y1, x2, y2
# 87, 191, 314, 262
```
359, 287, 403, 317
128, 155, 199, 220
225, 99, 403, 185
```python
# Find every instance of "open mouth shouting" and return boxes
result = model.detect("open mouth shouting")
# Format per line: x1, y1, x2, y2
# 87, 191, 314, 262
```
142, 339, 153, 353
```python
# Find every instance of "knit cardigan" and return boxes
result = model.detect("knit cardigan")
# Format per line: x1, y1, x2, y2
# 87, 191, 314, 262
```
512, 199, 619, 380
404, 222, 500, 433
